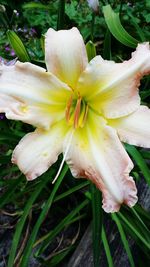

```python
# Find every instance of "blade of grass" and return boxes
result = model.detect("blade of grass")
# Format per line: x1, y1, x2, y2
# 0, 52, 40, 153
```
7, 170, 55, 267
127, 11, 145, 42
54, 180, 90, 203
103, 29, 111, 60
36, 198, 89, 255
102, 225, 114, 267
125, 144, 150, 185
111, 213, 135, 267
90, 184, 102, 267
122, 207, 150, 241
118, 212, 150, 249
135, 204, 150, 224
131, 207, 150, 235
20, 164, 68, 267
0, 175, 23, 208
34, 213, 85, 248
41, 246, 74, 267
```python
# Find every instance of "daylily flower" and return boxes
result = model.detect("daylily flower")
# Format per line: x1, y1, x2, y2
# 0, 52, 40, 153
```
0, 28, 150, 212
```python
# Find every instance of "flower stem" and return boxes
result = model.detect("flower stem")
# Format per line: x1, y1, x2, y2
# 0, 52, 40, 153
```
57, 0, 65, 30
91, 12, 96, 41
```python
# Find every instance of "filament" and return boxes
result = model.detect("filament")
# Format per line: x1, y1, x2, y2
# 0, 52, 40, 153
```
52, 129, 74, 184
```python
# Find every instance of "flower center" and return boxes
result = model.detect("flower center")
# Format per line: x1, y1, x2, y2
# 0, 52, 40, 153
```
65, 94, 89, 128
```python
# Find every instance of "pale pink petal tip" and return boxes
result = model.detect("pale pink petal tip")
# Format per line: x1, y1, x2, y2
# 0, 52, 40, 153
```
132, 42, 150, 74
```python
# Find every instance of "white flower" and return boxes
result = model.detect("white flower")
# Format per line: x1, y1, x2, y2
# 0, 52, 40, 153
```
0, 28, 150, 212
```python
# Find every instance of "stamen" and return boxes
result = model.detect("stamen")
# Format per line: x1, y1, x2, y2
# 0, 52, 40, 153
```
52, 130, 74, 184
74, 97, 82, 128
65, 95, 73, 123
81, 104, 89, 127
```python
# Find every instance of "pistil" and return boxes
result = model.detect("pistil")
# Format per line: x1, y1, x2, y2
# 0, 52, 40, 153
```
65, 95, 88, 128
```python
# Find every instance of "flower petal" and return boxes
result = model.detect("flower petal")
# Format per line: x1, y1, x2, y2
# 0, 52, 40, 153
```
109, 106, 150, 148
64, 112, 137, 212
45, 27, 88, 88
77, 43, 150, 118
0, 62, 70, 129
12, 120, 67, 180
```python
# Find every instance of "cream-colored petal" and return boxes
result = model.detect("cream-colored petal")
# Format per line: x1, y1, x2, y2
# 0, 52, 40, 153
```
64, 112, 137, 213
12, 120, 68, 180
45, 27, 88, 88
0, 62, 70, 129
77, 43, 150, 118
109, 106, 150, 148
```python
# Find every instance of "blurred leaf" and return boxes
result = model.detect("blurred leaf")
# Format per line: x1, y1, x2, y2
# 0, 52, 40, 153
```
127, 11, 145, 42
103, 29, 111, 60
135, 204, 150, 226
118, 208, 150, 250
7, 30, 30, 62
22, 2, 50, 10
102, 225, 114, 267
140, 89, 150, 100
54, 180, 90, 203
86, 40, 96, 62
20, 165, 68, 267
7, 170, 54, 267
90, 184, 102, 267
125, 144, 150, 186
36, 198, 89, 255
57, 0, 65, 30
112, 213, 135, 267
40, 246, 74, 267
0, 175, 23, 208
103, 5, 139, 48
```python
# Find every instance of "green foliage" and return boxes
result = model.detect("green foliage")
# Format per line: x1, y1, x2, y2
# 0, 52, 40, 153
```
0, 1, 150, 267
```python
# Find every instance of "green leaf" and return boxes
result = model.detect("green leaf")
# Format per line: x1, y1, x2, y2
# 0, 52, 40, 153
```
111, 213, 135, 267
118, 209, 150, 249
127, 11, 145, 42
40, 246, 74, 267
7, 30, 31, 62
57, 0, 65, 30
102, 225, 114, 267
90, 184, 102, 267
0, 175, 23, 209
125, 144, 150, 186
7, 170, 54, 267
36, 198, 89, 255
20, 165, 68, 267
103, 5, 139, 48
103, 29, 111, 60
140, 89, 150, 100
54, 180, 90, 203
86, 40, 96, 61
22, 2, 50, 10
